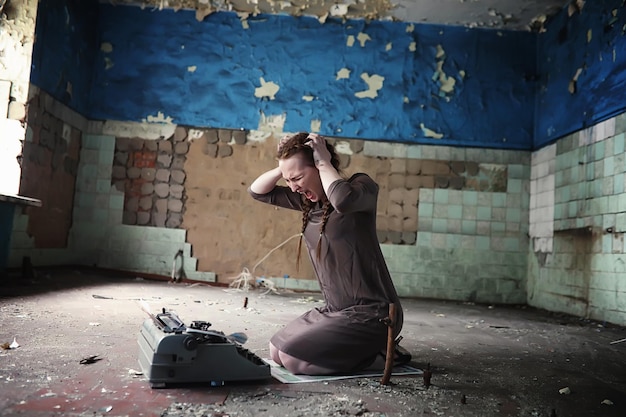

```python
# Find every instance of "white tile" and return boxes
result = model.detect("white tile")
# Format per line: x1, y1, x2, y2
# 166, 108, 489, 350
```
537, 174, 555, 194
532, 143, 556, 165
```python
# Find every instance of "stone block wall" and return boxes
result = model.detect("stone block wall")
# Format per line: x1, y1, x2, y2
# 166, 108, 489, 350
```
78, 131, 213, 282
376, 157, 508, 246
112, 127, 188, 228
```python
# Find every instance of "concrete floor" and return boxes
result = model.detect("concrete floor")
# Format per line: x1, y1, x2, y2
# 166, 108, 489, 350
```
0, 268, 625, 417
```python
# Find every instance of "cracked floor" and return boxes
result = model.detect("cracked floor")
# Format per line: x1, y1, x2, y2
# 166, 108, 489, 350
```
1, 269, 625, 416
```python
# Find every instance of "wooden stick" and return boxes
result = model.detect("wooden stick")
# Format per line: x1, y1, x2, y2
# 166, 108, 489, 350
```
380, 303, 396, 385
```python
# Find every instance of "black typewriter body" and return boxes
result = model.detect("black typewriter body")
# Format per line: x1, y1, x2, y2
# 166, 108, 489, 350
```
137, 309, 270, 388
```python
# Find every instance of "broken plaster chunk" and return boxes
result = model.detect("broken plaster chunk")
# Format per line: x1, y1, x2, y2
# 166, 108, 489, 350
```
568, 67, 584, 94
334, 141, 353, 155
143, 112, 174, 124
254, 77, 280, 100
188, 129, 205, 140
437, 61, 456, 94
310, 120, 321, 133
317, 13, 329, 24
195, 7, 213, 21
357, 32, 371, 47
559, 387, 571, 395
436, 44, 445, 59
346, 35, 355, 47
240, 15, 250, 30
10, 337, 19, 349
420, 123, 444, 139
330, 4, 348, 17
7, 101, 26, 120
355, 73, 384, 99
336, 68, 351, 80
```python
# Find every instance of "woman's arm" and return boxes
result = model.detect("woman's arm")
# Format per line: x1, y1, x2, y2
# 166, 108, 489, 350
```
249, 166, 283, 194
307, 134, 377, 213
306, 133, 342, 195
327, 174, 378, 213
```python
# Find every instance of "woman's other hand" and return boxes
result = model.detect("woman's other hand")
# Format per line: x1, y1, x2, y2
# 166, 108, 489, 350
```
306, 133, 332, 169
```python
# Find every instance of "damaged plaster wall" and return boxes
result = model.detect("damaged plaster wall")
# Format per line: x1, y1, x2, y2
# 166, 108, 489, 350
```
32, 2, 538, 150
0, 0, 38, 195
89, 5, 536, 148
112, 0, 568, 31
535, 0, 626, 147
20, 0, 626, 324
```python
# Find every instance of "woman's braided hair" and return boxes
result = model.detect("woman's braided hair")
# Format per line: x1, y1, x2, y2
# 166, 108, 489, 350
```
277, 132, 341, 270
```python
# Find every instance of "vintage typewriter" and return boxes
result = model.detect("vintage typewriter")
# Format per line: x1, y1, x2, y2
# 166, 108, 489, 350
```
137, 309, 270, 388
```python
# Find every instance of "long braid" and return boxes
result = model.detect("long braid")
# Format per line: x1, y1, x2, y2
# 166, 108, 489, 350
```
296, 200, 313, 271
316, 200, 332, 261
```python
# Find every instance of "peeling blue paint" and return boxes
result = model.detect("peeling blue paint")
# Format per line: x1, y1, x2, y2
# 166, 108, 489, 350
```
535, 0, 626, 148
32, 2, 538, 149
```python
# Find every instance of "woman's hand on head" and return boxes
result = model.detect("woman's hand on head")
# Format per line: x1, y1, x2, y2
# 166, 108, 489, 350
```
306, 133, 332, 168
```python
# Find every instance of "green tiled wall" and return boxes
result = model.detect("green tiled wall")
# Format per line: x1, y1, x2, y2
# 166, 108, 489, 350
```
528, 114, 626, 326
370, 143, 531, 304
9, 133, 214, 283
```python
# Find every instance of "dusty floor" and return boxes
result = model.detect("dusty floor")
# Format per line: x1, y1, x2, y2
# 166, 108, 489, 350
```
0, 268, 625, 417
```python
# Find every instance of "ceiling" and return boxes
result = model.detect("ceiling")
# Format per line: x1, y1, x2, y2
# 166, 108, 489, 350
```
111, 0, 571, 31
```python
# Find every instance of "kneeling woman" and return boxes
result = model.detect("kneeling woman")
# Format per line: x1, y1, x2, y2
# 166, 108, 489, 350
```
248, 132, 407, 375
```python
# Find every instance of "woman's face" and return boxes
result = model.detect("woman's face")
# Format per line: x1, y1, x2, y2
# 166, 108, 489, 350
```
279, 155, 325, 202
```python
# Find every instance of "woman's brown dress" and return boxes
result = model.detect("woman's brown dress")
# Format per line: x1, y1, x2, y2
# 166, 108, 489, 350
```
249, 173, 403, 372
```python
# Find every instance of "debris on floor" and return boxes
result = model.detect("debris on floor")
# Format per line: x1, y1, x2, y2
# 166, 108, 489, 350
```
0, 337, 19, 350
1, 269, 625, 417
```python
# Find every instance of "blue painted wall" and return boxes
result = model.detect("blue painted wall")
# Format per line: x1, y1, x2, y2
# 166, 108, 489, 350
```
89, 7, 536, 149
29, 1, 626, 151
30, 0, 99, 113
535, 0, 626, 148
30, 2, 537, 150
